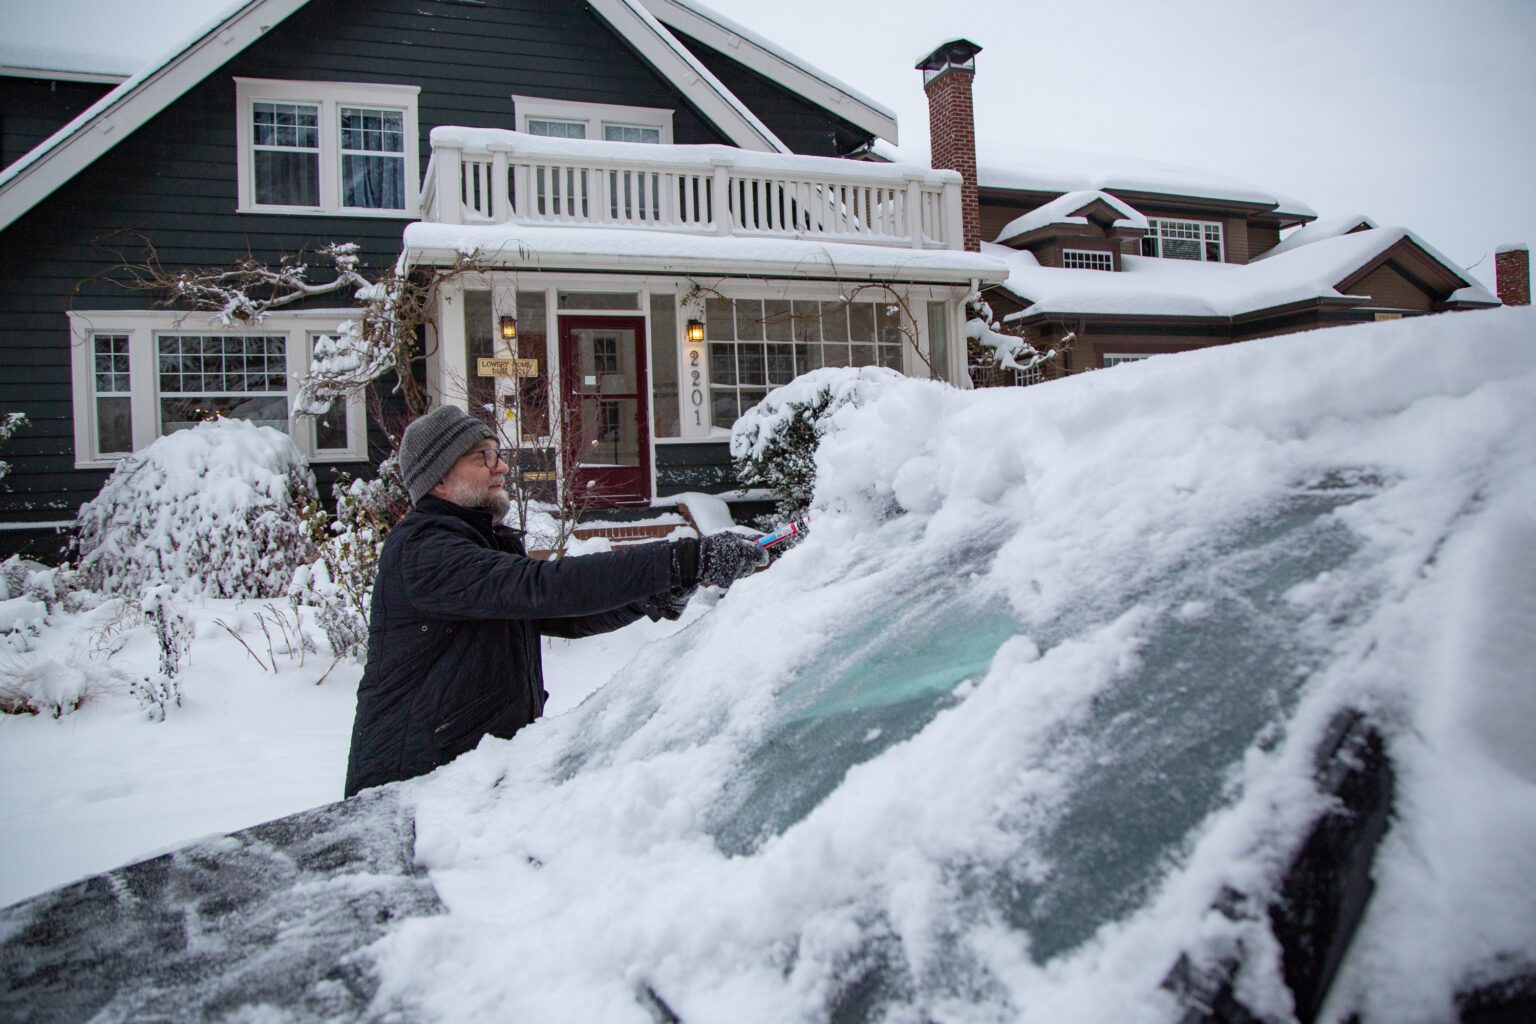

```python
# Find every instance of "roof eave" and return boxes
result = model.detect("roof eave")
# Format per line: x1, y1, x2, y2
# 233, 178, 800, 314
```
637, 0, 899, 143
404, 241, 1005, 287
0, 64, 129, 85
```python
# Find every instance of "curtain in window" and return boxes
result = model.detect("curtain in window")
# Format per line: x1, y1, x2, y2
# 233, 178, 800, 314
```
341, 107, 405, 209
253, 101, 320, 206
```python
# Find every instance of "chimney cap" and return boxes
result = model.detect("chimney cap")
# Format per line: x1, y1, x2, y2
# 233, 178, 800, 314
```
915, 39, 983, 73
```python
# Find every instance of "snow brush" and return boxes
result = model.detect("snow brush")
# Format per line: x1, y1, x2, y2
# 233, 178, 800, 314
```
757, 516, 809, 548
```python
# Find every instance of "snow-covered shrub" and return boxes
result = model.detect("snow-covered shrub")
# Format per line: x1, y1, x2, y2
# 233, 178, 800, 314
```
74, 418, 318, 599
128, 673, 180, 722
0, 411, 26, 487
0, 656, 127, 718
731, 366, 906, 522
0, 556, 63, 653
141, 585, 191, 680
292, 456, 409, 660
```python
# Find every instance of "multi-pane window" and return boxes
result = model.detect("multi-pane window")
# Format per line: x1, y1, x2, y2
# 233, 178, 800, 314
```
525, 120, 663, 144
706, 298, 903, 428
527, 118, 587, 139
1063, 249, 1115, 272
92, 334, 133, 454
1141, 219, 1223, 262
592, 335, 620, 374
157, 335, 288, 433
238, 79, 418, 215
604, 124, 661, 144
252, 101, 320, 206
514, 96, 673, 145
339, 106, 405, 210
1102, 353, 1151, 368
71, 313, 366, 464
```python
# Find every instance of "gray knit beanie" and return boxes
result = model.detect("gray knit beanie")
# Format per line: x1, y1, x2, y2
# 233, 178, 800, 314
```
399, 405, 496, 504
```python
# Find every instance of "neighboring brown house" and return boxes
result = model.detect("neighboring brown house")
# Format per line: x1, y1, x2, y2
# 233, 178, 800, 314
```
913, 39, 1504, 386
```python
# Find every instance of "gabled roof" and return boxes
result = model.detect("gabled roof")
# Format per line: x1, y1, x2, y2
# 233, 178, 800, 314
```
977, 146, 1317, 222
1254, 214, 1377, 261
0, 0, 799, 234
994, 190, 1148, 244
988, 227, 1496, 322
0, 0, 307, 233
637, 0, 898, 143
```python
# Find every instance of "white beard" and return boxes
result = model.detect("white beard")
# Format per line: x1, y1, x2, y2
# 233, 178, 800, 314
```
441, 477, 511, 522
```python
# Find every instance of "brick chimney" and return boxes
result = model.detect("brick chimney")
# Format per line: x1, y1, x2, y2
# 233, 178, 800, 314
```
1495, 243, 1530, 306
917, 39, 983, 253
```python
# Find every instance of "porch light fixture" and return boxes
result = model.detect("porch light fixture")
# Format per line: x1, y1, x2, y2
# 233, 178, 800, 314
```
685, 319, 705, 343
499, 316, 518, 341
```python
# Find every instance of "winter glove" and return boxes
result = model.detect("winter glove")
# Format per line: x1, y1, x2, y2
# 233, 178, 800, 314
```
697, 531, 770, 589
642, 585, 697, 622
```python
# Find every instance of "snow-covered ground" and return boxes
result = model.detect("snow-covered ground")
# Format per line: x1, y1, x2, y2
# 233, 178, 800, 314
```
0, 595, 692, 908
4, 307, 1536, 1022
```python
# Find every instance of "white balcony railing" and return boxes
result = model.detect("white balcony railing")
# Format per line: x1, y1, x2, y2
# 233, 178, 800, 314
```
421, 127, 964, 251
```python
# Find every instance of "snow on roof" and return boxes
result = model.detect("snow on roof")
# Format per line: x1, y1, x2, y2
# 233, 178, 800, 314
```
1496, 242, 1529, 254
0, 0, 222, 82
989, 226, 1495, 320
0, 43, 137, 81
993, 190, 1148, 243
979, 147, 1318, 218
638, 0, 898, 142
1255, 214, 1378, 262
404, 222, 1008, 285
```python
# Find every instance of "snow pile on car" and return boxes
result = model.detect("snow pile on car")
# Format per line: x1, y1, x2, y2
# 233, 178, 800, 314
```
374, 307, 1536, 1023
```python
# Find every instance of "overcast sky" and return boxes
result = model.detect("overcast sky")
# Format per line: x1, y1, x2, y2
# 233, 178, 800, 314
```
4, 0, 1531, 292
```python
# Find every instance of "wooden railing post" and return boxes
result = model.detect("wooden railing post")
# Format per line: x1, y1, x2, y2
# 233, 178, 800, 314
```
905, 177, 923, 248
434, 141, 463, 226
941, 177, 963, 251
490, 150, 509, 222
711, 160, 732, 236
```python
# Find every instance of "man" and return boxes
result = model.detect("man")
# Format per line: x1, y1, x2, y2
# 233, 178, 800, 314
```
344, 405, 766, 797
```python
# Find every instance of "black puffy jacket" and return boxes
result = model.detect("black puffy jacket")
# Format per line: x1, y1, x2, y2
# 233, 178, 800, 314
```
344, 496, 676, 797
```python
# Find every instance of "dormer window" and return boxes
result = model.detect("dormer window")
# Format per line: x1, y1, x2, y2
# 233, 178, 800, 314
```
1063, 249, 1115, 272
1142, 218, 1224, 262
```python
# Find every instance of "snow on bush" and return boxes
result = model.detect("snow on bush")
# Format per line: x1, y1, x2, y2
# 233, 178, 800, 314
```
0, 411, 26, 486
75, 419, 318, 599
730, 366, 907, 521
291, 456, 410, 659
0, 655, 132, 718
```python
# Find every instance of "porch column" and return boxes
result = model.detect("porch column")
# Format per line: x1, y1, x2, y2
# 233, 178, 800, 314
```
435, 278, 469, 411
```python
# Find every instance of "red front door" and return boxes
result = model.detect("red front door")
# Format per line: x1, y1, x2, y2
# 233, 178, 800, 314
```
557, 315, 651, 507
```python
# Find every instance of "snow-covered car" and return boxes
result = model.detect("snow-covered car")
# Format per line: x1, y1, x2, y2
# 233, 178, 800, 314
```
4, 309, 1535, 1024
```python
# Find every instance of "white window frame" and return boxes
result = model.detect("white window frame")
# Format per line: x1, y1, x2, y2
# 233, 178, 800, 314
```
1102, 353, 1152, 368
1142, 218, 1224, 262
511, 94, 674, 144
1062, 249, 1116, 272
235, 78, 421, 217
67, 310, 369, 467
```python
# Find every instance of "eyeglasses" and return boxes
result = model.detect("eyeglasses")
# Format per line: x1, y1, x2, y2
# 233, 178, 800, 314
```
467, 447, 512, 470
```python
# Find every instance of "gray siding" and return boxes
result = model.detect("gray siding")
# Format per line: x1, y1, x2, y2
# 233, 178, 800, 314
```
0, 76, 113, 171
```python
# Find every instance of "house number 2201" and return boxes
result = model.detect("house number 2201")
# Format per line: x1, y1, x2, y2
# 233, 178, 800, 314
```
686, 345, 706, 429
